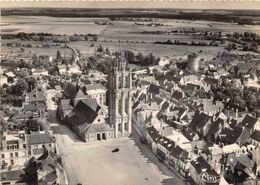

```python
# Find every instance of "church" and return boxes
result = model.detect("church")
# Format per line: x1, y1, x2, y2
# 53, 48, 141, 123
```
57, 54, 133, 142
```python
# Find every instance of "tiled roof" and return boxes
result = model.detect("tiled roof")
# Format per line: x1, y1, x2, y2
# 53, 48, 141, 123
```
171, 145, 184, 159
14, 112, 33, 119
240, 114, 258, 130
182, 75, 199, 83
206, 118, 223, 138
204, 77, 219, 86
181, 126, 198, 141
81, 98, 100, 113
220, 125, 244, 144
74, 89, 89, 100
251, 130, 260, 142
190, 156, 220, 185
26, 133, 54, 145
68, 100, 100, 128
149, 84, 160, 94
63, 83, 77, 99
27, 87, 46, 102
54, 85, 63, 91
85, 83, 106, 91
189, 112, 212, 131
37, 150, 58, 161
164, 75, 181, 83
24, 103, 47, 112
4, 71, 16, 78
172, 90, 184, 100
0, 169, 24, 182
60, 99, 73, 110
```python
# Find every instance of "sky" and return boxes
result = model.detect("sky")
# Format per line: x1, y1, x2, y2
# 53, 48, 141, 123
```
1, 1, 260, 10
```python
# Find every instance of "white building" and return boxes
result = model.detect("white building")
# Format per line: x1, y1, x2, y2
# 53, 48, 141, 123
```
85, 83, 107, 106
0, 131, 27, 170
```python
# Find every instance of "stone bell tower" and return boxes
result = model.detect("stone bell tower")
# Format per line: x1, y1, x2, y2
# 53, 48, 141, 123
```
108, 53, 132, 138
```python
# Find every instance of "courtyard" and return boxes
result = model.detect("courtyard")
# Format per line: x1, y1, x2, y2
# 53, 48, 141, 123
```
54, 124, 186, 185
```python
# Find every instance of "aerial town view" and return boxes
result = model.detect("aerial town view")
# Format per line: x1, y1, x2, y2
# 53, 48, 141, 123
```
0, 5, 260, 185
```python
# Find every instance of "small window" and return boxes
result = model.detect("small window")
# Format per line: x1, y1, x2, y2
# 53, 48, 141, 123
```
1, 154, 4, 158
10, 153, 13, 158
98, 119, 101, 122
15, 152, 18, 157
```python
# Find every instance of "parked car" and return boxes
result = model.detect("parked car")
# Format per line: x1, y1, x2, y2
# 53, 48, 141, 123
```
112, 148, 119, 153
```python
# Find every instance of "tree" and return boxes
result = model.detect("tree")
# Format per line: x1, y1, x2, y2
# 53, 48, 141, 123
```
12, 79, 29, 96
105, 48, 110, 54
27, 77, 37, 91
23, 157, 38, 184
97, 45, 104, 53
56, 50, 62, 60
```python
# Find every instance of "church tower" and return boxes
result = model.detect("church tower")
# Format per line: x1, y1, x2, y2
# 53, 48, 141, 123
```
108, 53, 132, 138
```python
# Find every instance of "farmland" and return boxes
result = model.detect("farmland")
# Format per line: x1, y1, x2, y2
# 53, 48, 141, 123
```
1, 15, 260, 58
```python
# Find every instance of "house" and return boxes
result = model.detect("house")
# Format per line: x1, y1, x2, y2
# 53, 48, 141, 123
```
250, 130, 260, 147
26, 132, 55, 159
0, 169, 26, 185
84, 83, 107, 106
62, 83, 78, 100
0, 131, 27, 170
24, 87, 47, 105
181, 126, 200, 142
146, 126, 191, 178
22, 102, 48, 119
239, 114, 260, 135
180, 75, 199, 85
3, 71, 16, 83
190, 156, 220, 185
158, 57, 170, 67
32, 68, 49, 77
0, 66, 8, 86
213, 68, 229, 79
37, 150, 64, 185
225, 153, 257, 184
0, 74, 8, 86
189, 111, 213, 137
218, 125, 250, 146
58, 64, 67, 74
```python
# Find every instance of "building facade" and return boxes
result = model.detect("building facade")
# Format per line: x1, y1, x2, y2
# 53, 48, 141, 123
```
0, 132, 27, 170
108, 54, 132, 138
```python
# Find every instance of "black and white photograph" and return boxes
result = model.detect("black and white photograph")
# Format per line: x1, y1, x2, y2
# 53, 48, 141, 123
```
0, 1, 260, 185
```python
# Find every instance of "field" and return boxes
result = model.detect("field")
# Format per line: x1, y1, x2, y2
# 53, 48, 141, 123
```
2, 16, 260, 35
2, 15, 260, 60
2, 15, 260, 58
1, 16, 108, 35
68, 40, 223, 59
1, 45, 72, 58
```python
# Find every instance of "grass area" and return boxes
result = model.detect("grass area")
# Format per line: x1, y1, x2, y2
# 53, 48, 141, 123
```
1, 46, 72, 58
68, 40, 223, 59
